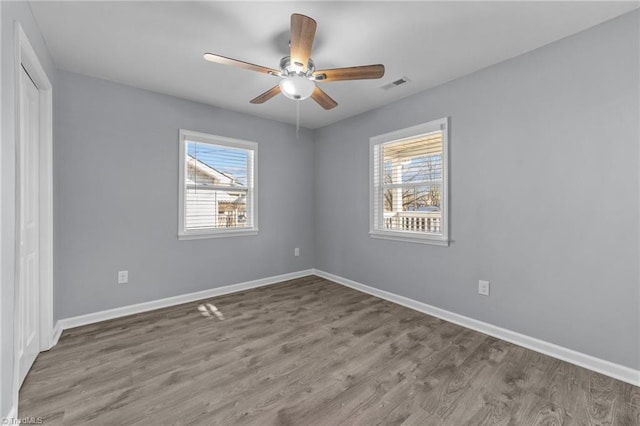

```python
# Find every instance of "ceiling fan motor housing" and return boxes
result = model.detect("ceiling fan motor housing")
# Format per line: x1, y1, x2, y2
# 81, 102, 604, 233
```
279, 56, 316, 77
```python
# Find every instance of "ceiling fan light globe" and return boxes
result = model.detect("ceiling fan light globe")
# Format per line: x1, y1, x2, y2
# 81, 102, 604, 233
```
279, 77, 315, 100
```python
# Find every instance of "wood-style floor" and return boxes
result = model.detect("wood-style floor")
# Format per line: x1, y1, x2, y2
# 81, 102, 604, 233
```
20, 276, 639, 425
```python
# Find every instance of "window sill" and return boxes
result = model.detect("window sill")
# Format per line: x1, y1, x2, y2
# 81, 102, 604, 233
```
179, 229, 259, 240
370, 231, 449, 246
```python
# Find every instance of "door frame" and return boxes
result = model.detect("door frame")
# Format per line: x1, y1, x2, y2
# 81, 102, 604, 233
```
12, 20, 53, 396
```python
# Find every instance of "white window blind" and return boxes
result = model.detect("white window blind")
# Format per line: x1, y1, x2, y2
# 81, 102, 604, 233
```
179, 130, 258, 239
370, 118, 449, 245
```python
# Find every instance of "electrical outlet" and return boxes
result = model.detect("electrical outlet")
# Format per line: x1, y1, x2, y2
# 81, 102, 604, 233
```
294, 248, 300, 257
478, 280, 490, 296
118, 270, 129, 284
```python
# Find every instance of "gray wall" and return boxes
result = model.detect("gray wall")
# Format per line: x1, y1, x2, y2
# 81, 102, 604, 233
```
54, 71, 315, 320
313, 11, 639, 369
1, 1, 57, 417
2, 9, 637, 418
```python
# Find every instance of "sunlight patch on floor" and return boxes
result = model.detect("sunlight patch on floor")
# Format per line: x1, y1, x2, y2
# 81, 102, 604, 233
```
197, 303, 225, 320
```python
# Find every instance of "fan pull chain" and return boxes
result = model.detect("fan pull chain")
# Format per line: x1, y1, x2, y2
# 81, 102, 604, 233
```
296, 100, 300, 138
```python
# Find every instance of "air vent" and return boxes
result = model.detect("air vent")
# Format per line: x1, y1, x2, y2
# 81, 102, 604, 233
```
381, 76, 411, 90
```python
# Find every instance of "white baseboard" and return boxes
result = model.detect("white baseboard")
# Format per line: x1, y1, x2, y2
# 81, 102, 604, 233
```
312, 269, 640, 387
49, 267, 639, 387
57, 269, 314, 332
50, 320, 63, 347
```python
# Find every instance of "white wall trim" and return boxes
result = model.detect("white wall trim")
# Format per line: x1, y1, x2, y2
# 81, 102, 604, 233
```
56, 270, 314, 332
0, 3, 3, 418
50, 321, 62, 347
177, 129, 258, 240
12, 20, 55, 418
49, 267, 640, 387
14, 21, 54, 353
312, 269, 640, 387
369, 117, 450, 246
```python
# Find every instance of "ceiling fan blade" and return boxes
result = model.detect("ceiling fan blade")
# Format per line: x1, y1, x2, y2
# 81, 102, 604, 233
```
204, 53, 279, 76
313, 65, 385, 82
290, 14, 317, 71
311, 86, 338, 110
250, 85, 281, 104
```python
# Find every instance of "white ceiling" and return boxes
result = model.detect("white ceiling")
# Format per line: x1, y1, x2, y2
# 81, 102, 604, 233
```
30, 1, 638, 129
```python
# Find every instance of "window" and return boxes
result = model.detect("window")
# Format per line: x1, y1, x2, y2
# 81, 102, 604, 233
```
370, 117, 449, 245
179, 129, 257, 239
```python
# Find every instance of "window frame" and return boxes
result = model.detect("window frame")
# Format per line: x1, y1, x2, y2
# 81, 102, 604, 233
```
369, 117, 449, 246
178, 129, 258, 240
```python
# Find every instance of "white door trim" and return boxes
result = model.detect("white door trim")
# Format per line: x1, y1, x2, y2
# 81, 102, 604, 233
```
12, 20, 53, 405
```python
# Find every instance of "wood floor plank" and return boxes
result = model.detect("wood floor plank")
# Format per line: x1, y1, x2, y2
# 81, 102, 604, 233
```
19, 276, 639, 425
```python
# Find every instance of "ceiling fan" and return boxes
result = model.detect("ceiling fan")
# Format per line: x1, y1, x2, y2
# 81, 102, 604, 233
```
203, 13, 385, 110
